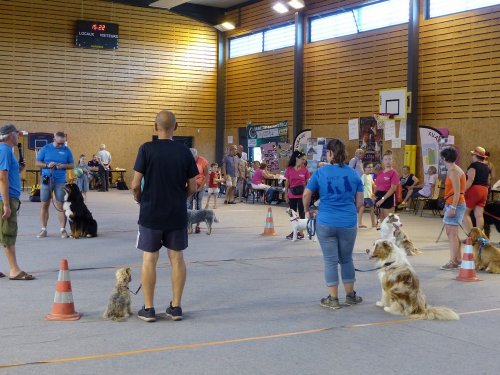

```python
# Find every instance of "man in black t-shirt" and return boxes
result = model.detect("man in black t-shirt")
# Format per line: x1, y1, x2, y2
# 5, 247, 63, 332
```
131, 110, 198, 323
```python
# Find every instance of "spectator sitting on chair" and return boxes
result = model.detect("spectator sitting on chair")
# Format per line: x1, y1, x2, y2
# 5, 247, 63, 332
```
398, 165, 419, 208
251, 162, 274, 201
403, 166, 437, 211
87, 154, 100, 190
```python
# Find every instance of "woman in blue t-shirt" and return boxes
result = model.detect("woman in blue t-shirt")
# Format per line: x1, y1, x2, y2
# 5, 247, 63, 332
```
303, 139, 364, 310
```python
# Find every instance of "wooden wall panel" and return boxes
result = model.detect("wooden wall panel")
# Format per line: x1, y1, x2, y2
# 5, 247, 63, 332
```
419, 4, 500, 171
0, 0, 217, 186
304, 24, 408, 164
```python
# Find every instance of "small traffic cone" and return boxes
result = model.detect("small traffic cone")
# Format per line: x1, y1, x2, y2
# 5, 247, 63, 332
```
456, 237, 482, 282
45, 259, 82, 321
261, 207, 277, 236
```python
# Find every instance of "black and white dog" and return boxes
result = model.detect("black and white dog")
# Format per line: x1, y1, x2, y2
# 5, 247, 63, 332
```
187, 209, 218, 235
63, 183, 98, 239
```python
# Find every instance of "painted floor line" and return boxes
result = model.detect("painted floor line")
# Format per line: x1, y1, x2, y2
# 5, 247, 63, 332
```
0, 306, 498, 369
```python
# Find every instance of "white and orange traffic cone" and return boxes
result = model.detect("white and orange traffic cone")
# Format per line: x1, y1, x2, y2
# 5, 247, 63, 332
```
456, 237, 482, 282
261, 207, 277, 236
45, 259, 82, 321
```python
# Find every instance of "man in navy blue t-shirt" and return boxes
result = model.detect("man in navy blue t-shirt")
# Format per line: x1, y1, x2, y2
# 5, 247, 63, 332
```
35, 132, 74, 239
0, 124, 34, 280
131, 110, 198, 323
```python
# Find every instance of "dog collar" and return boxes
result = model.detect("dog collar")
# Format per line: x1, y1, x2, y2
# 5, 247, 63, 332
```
290, 217, 300, 222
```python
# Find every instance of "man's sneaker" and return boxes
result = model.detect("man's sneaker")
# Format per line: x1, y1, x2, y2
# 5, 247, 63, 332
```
297, 232, 305, 240
37, 229, 47, 238
165, 302, 183, 321
286, 232, 294, 240
195, 226, 201, 234
320, 295, 341, 309
60, 229, 69, 239
137, 306, 156, 322
440, 261, 459, 271
345, 291, 363, 305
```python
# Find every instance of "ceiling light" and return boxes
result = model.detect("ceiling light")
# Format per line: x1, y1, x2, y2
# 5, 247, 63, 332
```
287, 0, 305, 9
272, 2, 289, 14
214, 21, 235, 32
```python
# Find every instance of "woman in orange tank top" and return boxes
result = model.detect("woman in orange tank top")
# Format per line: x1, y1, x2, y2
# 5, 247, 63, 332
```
439, 147, 467, 271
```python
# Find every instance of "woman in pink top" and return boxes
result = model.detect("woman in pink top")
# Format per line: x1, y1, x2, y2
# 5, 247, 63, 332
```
251, 162, 274, 192
374, 150, 400, 223
284, 150, 310, 240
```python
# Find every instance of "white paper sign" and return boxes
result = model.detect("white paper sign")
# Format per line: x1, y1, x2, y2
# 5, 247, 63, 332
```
348, 118, 359, 140
384, 120, 396, 140
399, 120, 407, 140
227, 136, 233, 144
392, 138, 402, 148
447, 135, 455, 145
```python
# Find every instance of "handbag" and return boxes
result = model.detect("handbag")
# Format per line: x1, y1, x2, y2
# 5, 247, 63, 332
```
290, 185, 305, 195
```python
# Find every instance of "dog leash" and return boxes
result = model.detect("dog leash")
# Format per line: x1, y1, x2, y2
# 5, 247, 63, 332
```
128, 284, 142, 295
48, 167, 65, 213
355, 261, 394, 272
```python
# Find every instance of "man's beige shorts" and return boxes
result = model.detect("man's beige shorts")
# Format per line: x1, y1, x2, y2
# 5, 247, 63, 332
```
225, 176, 238, 188
0, 197, 19, 246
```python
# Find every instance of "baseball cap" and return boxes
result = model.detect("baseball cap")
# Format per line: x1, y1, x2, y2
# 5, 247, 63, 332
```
0, 124, 19, 135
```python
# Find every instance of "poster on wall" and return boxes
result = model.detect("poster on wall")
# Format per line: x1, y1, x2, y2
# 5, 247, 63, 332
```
261, 142, 280, 173
418, 126, 453, 180
247, 121, 288, 148
359, 117, 383, 164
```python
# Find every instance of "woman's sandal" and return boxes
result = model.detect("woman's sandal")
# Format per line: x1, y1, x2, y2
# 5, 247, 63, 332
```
9, 271, 35, 280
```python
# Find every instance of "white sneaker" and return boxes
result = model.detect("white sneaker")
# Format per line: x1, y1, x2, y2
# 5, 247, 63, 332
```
37, 229, 47, 238
60, 229, 69, 239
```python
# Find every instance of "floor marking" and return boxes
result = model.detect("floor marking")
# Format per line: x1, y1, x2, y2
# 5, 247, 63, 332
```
0, 307, 498, 369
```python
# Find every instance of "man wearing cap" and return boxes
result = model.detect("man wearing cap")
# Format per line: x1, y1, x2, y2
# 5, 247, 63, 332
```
0, 124, 34, 280
348, 149, 365, 177
463, 146, 490, 233
35, 131, 74, 239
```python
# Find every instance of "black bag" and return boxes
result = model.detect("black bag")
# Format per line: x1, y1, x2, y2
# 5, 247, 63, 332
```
290, 185, 305, 195
29, 184, 41, 202
437, 198, 446, 210
116, 180, 129, 190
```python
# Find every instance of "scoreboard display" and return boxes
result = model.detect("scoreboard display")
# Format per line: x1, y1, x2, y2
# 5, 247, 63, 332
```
76, 20, 119, 49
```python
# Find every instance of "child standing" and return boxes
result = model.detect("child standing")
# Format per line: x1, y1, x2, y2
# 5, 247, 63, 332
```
75, 154, 90, 201
358, 162, 377, 228
205, 163, 221, 209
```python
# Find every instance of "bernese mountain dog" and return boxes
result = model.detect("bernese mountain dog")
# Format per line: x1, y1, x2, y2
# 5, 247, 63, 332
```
63, 183, 98, 238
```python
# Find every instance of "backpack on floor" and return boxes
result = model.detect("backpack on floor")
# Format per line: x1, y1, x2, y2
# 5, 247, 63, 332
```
30, 184, 41, 202
116, 180, 128, 190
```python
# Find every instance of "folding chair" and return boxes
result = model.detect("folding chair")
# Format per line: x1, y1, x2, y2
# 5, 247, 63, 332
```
414, 179, 442, 217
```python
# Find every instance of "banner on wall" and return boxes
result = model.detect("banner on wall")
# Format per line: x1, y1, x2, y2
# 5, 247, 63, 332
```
418, 126, 454, 179
293, 129, 311, 153
247, 121, 288, 148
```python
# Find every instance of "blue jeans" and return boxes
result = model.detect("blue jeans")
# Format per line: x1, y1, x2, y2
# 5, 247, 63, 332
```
316, 223, 357, 287
187, 190, 203, 210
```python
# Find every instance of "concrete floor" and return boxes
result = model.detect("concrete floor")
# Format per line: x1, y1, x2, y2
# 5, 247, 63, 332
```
0, 190, 499, 375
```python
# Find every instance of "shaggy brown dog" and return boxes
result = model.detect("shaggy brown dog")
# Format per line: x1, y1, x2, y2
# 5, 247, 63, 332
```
394, 227, 422, 256
469, 227, 500, 274
103, 267, 133, 322
367, 240, 459, 320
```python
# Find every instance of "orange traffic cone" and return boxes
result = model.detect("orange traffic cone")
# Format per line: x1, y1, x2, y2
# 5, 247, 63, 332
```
456, 237, 481, 282
45, 259, 82, 321
261, 207, 277, 236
